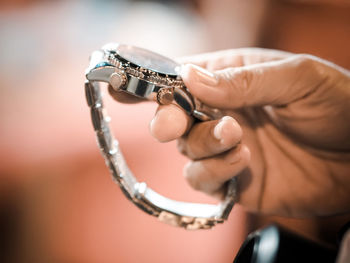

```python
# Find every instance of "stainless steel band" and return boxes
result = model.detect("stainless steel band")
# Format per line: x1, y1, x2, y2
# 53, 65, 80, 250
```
85, 80, 238, 230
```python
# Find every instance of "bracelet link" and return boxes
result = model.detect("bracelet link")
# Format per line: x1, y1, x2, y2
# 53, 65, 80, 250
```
85, 81, 102, 107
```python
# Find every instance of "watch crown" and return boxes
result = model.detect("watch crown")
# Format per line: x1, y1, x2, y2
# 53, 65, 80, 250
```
109, 70, 127, 91
157, 88, 174, 105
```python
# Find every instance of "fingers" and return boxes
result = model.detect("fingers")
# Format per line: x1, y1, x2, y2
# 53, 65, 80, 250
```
184, 144, 251, 197
180, 115, 247, 198
180, 55, 328, 109
150, 104, 192, 142
177, 116, 242, 160
177, 48, 291, 71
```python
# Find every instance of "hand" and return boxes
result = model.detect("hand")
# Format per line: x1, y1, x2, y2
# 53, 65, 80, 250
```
111, 48, 350, 218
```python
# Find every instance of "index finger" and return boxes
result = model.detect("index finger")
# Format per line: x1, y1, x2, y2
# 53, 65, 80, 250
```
177, 48, 291, 71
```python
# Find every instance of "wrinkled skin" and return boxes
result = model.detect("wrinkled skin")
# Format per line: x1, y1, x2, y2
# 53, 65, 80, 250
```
110, 48, 350, 218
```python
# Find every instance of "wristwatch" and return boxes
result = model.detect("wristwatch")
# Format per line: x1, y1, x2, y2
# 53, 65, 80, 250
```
85, 43, 237, 230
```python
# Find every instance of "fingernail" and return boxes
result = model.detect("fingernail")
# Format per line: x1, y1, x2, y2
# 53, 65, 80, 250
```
213, 116, 235, 144
183, 64, 219, 86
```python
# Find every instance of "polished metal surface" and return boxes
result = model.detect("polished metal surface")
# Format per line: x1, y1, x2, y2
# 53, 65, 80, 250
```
85, 44, 237, 229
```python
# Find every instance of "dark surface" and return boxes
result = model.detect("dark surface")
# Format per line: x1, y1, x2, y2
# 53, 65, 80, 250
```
234, 224, 337, 263
117, 44, 179, 76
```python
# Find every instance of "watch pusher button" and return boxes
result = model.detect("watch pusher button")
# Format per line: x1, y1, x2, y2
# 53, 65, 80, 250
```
109, 70, 127, 91
157, 88, 174, 105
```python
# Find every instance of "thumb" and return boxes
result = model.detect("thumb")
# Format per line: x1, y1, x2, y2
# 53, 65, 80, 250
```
180, 55, 327, 109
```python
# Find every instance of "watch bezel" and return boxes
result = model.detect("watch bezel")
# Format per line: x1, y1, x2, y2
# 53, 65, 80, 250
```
107, 44, 179, 77
102, 46, 184, 88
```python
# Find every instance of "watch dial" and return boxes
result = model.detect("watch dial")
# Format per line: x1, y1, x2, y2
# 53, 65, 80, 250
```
117, 45, 179, 76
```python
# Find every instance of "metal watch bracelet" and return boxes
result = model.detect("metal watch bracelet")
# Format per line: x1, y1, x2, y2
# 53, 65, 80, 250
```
85, 44, 237, 230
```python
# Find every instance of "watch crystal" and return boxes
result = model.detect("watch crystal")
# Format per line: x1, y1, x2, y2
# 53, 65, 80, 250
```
116, 45, 179, 76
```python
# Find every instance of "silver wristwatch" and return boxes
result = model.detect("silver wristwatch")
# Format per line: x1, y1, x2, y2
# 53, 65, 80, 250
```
85, 43, 237, 230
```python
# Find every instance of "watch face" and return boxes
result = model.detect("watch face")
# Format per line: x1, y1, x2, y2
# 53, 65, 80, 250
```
116, 45, 179, 76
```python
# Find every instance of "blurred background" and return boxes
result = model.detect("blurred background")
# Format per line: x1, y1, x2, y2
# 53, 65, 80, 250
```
0, 0, 349, 262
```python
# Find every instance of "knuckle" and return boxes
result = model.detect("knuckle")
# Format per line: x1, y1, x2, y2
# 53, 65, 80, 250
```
178, 123, 215, 160
188, 178, 202, 191
293, 54, 320, 74
221, 68, 255, 106
184, 171, 202, 191
293, 54, 317, 72
293, 53, 330, 85
230, 68, 253, 90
